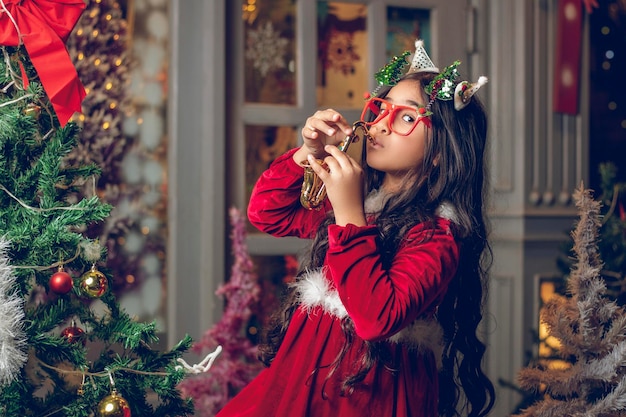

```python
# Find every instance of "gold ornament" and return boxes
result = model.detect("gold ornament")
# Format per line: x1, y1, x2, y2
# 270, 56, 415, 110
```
23, 103, 42, 119
79, 264, 108, 298
97, 389, 131, 417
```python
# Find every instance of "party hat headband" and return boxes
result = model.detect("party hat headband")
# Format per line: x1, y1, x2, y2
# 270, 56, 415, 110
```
370, 40, 487, 111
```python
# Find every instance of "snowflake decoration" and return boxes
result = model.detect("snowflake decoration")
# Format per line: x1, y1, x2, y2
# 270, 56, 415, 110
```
245, 21, 289, 77
324, 29, 360, 75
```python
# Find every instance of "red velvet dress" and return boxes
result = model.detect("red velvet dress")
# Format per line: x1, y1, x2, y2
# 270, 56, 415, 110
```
215, 149, 460, 417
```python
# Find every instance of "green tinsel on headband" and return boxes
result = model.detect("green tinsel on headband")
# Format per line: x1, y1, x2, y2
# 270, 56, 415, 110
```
369, 51, 411, 97
374, 51, 410, 86
425, 60, 461, 101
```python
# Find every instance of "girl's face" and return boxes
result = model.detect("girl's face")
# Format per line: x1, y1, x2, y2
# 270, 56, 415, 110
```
365, 79, 431, 191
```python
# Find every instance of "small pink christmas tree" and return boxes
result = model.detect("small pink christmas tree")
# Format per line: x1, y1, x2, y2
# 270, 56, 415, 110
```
178, 207, 263, 416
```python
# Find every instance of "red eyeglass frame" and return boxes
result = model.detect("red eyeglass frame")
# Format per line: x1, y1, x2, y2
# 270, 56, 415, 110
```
359, 97, 432, 135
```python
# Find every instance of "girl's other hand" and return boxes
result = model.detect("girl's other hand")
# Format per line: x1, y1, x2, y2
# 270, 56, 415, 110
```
307, 145, 366, 227
295, 109, 353, 162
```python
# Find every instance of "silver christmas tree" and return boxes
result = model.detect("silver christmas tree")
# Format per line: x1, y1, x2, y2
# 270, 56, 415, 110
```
515, 184, 626, 417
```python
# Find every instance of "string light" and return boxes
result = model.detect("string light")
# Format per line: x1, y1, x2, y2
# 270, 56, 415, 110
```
589, 0, 625, 189
242, 0, 259, 23
0, 184, 92, 215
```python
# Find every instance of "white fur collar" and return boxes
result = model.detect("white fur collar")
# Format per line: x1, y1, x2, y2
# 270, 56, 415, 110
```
436, 201, 458, 224
292, 268, 444, 367
364, 189, 458, 225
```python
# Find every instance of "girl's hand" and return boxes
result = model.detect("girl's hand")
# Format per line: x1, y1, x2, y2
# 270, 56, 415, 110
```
307, 145, 366, 227
293, 109, 353, 164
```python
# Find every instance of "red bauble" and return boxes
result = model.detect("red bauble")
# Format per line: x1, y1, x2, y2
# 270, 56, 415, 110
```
50, 271, 73, 294
61, 325, 86, 345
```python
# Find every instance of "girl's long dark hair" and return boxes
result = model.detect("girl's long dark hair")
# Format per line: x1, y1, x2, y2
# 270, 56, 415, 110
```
258, 72, 495, 417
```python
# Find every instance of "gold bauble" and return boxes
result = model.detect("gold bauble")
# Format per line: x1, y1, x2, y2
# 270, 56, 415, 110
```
79, 265, 108, 298
23, 103, 42, 119
97, 390, 131, 417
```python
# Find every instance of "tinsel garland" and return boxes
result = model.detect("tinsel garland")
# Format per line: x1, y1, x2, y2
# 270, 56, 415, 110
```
0, 237, 27, 386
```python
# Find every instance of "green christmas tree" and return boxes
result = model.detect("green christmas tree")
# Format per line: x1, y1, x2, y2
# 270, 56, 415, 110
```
0, 4, 199, 416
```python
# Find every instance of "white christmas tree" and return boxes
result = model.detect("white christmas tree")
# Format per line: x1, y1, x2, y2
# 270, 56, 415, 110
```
515, 184, 626, 416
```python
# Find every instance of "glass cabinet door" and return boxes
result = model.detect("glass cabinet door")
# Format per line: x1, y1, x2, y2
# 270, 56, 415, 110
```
243, 0, 297, 105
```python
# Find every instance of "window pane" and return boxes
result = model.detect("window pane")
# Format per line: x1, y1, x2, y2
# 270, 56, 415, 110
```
249, 254, 299, 343
245, 124, 298, 232
317, 2, 368, 108
386, 7, 432, 59
243, 0, 297, 104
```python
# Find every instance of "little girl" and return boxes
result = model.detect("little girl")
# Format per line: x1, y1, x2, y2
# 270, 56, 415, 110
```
216, 40, 495, 417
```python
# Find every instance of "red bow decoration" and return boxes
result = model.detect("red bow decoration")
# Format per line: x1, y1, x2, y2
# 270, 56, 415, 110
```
0, 0, 86, 127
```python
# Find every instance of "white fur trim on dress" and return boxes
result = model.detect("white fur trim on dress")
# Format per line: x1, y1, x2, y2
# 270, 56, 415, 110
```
292, 268, 444, 367
293, 268, 348, 319
435, 201, 458, 224
364, 189, 390, 216
364, 189, 458, 226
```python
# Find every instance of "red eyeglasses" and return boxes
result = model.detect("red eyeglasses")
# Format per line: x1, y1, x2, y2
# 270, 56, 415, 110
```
360, 98, 432, 135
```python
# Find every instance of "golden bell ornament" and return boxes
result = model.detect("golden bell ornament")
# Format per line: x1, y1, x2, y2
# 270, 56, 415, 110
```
23, 103, 42, 119
97, 390, 131, 417
79, 264, 108, 298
